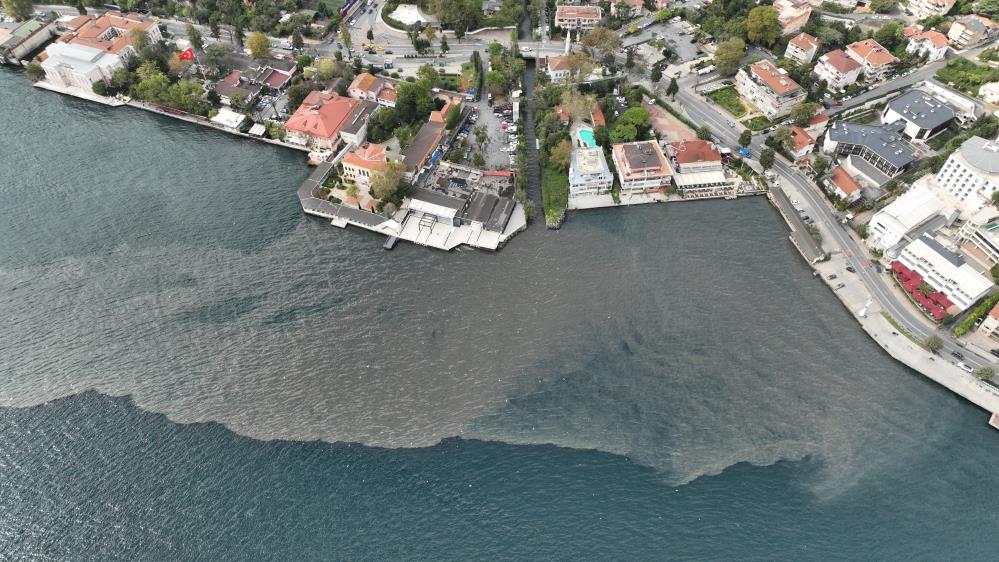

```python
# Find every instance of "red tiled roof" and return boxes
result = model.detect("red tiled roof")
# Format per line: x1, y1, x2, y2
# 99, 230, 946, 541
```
555, 5, 601, 19
990, 301, 999, 319
58, 11, 157, 54
749, 61, 801, 95
790, 126, 814, 151
591, 104, 606, 127
891, 261, 953, 320
790, 32, 818, 51
830, 166, 860, 194
821, 49, 862, 73
342, 143, 387, 171
847, 39, 898, 68
809, 113, 829, 125
670, 139, 721, 164
285, 92, 359, 140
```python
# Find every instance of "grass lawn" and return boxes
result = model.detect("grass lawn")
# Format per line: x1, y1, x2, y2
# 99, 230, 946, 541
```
935, 58, 999, 96
541, 166, 568, 223
741, 115, 773, 131
437, 74, 461, 91
705, 86, 747, 118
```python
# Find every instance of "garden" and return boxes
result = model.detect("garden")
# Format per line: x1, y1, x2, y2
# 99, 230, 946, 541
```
705, 86, 747, 118
935, 58, 999, 96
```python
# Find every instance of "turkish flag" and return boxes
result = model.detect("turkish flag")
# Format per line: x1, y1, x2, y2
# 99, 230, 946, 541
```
178, 47, 195, 61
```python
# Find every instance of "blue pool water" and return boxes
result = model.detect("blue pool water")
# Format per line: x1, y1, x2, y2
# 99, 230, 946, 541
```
578, 128, 596, 147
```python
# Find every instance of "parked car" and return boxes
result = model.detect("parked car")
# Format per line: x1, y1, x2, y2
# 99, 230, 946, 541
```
952, 351, 964, 360
846, 266, 856, 273
957, 362, 973, 373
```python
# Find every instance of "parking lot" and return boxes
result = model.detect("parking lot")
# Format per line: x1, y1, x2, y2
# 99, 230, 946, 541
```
445, 95, 519, 170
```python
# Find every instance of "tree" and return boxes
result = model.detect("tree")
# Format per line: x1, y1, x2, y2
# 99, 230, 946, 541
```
187, 24, 204, 52
344, 182, 361, 201
286, 83, 314, 109
248, 32, 271, 59
666, 77, 678, 99
394, 126, 414, 149
472, 151, 485, 167
550, 139, 573, 171
267, 123, 286, 140
1, 0, 32, 20
339, 27, 352, 51
746, 7, 781, 47
25, 61, 45, 82
292, 29, 304, 51
610, 122, 638, 143
131, 28, 150, 58
759, 147, 776, 170
474, 124, 489, 146
651, 65, 662, 83
92, 80, 109, 96
739, 129, 753, 147
714, 37, 746, 77
416, 64, 439, 86
367, 28, 374, 41
234, 21, 246, 48
440, 36, 449, 54
811, 155, 830, 178
485, 70, 507, 96
209, 17, 221, 40
371, 160, 406, 200
445, 105, 461, 130
74, 0, 86, 15
696, 125, 713, 140
924, 334, 944, 353
317, 59, 336, 80
791, 101, 821, 127
869, 0, 897, 13
580, 27, 623, 54
974, 366, 995, 380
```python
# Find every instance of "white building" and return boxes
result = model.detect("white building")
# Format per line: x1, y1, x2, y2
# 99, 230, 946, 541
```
569, 147, 614, 195
866, 183, 945, 250
554, 5, 602, 31
40, 43, 122, 89
813, 49, 862, 92
935, 136, 999, 214
542, 55, 571, 83
880, 89, 955, 142
611, 141, 673, 193
785, 32, 819, 65
908, 0, 956, 20
897, 235, 993, 312
846, 39, 898, 82
904, 26, 949, 62
665, 140, 734, 197
734, 60, 806, 119
773, 0, 812, 35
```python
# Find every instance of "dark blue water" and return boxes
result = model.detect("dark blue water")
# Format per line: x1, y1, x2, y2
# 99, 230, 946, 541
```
3, 69, 999, 559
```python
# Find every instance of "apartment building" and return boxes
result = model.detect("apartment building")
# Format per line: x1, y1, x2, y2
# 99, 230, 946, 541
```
569, 147, 614, 195
813, 49, 862, 91
935, 136, 999, 214
734, 60, 806, 119
948, 14, 999, 49
903, 26, 949, 62
554, 5, 602, 30
908, 0, 956, 20
784, 32, 819, 65
611, 141, 673, 193
846, 39, 898, 81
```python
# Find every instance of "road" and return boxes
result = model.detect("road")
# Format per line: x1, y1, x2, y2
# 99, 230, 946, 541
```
671, 69, 997, 372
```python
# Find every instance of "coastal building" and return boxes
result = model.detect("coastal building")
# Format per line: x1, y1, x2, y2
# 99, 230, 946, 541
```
866, 183, 945, 250
402, 121, 446, 182
554, 5, 602, 30
826, 166, 862, 204
784, 32, 819, 65
788, 126, 816, 160
904, 26, 949, 62
665, 139, 733, 197
822, 121, 916, 186
40, 12, 161, 89
948, 14, 999, 50
285, 91, 371, 150
773, 0, 812, 35
611, 141, 673, 193
977, 302, 999, 339
734, 60, 806, 120
213, 70, 263, 107
0, 18, 57, 64
813, 49, 862, 92
341, 143, 389, 186
568, 147, 614, 196
880, 90, 955, 142
908, 0, 956, 20
896, 234, 993, 313
248, 59, 297, 91
845, 39, 898, 82
935, 136, 999, 214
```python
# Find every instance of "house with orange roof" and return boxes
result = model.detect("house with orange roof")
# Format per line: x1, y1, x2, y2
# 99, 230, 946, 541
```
785, 32, 819, 65
813, 49, 862, 91
348, 72, 385, 101
341, 143, 389, 186
40, 12, 160, 89
665, 139, 734, 196
806, 112, 829, 137
734, 60, 806, 119
846, 39, 898, 81
285, 91, 376, 150
904, 25, 949, 61
826, 166, 863, 203
542, 55, 572, 83
788, 126, 815, 160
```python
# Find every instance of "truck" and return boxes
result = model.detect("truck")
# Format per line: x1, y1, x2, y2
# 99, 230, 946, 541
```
697, 65, 716, 75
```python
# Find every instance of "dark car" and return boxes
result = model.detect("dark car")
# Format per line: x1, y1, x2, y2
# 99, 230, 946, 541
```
951, 351, 964, 360
846, 266, 856, 273
990, 349, 999, 358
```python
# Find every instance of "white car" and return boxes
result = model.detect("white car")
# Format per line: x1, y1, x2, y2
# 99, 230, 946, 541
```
957, 362, 973, 373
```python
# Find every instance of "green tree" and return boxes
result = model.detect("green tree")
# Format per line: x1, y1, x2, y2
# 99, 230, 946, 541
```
209, 17, 221, 40
550, 139, 573, 171
791, 101, 821, 127
1, 0, 32, 20
339, 27, 352, 51
292, 29, 304, 51
317, 59, 335, 80
666, 77, 678, 99
440, 36, 449, 54
869, 0, 897, 13
811, 155, 830, 178
248, 31, 271, 59
367, 28, 374, 41
610, 122, 638, 143
580, 27, 623, 54
445, 105, 461, 130
131, 28, 151, 58
759, 147, 776, 170
371, 160, 407, 200
344, 182, 361, 201
924, 334, 944, 353
651, 65, 663, 83
187, 24, 204, 52
92, 80, 109, 96
474, 124, 489, 146
696, 125, 713, 140
974, 366, 995, 380
234, 21, 246, 48
75, 0, 86, 15
472, 150, 485, 167
739, 129, 753, 147
24, 61, 45, 82
485, 70, 506, 95
746, 7, 781, 47
394, 126, 414, 149
714, 37, 746, 77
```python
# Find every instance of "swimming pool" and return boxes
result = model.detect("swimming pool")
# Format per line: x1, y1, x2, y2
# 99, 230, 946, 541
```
578, 129, 596, 148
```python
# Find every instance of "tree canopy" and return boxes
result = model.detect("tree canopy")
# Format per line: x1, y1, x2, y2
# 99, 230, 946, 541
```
746, 7, 781, 47
714, 37, 746, 77
248, 31, 271, 59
